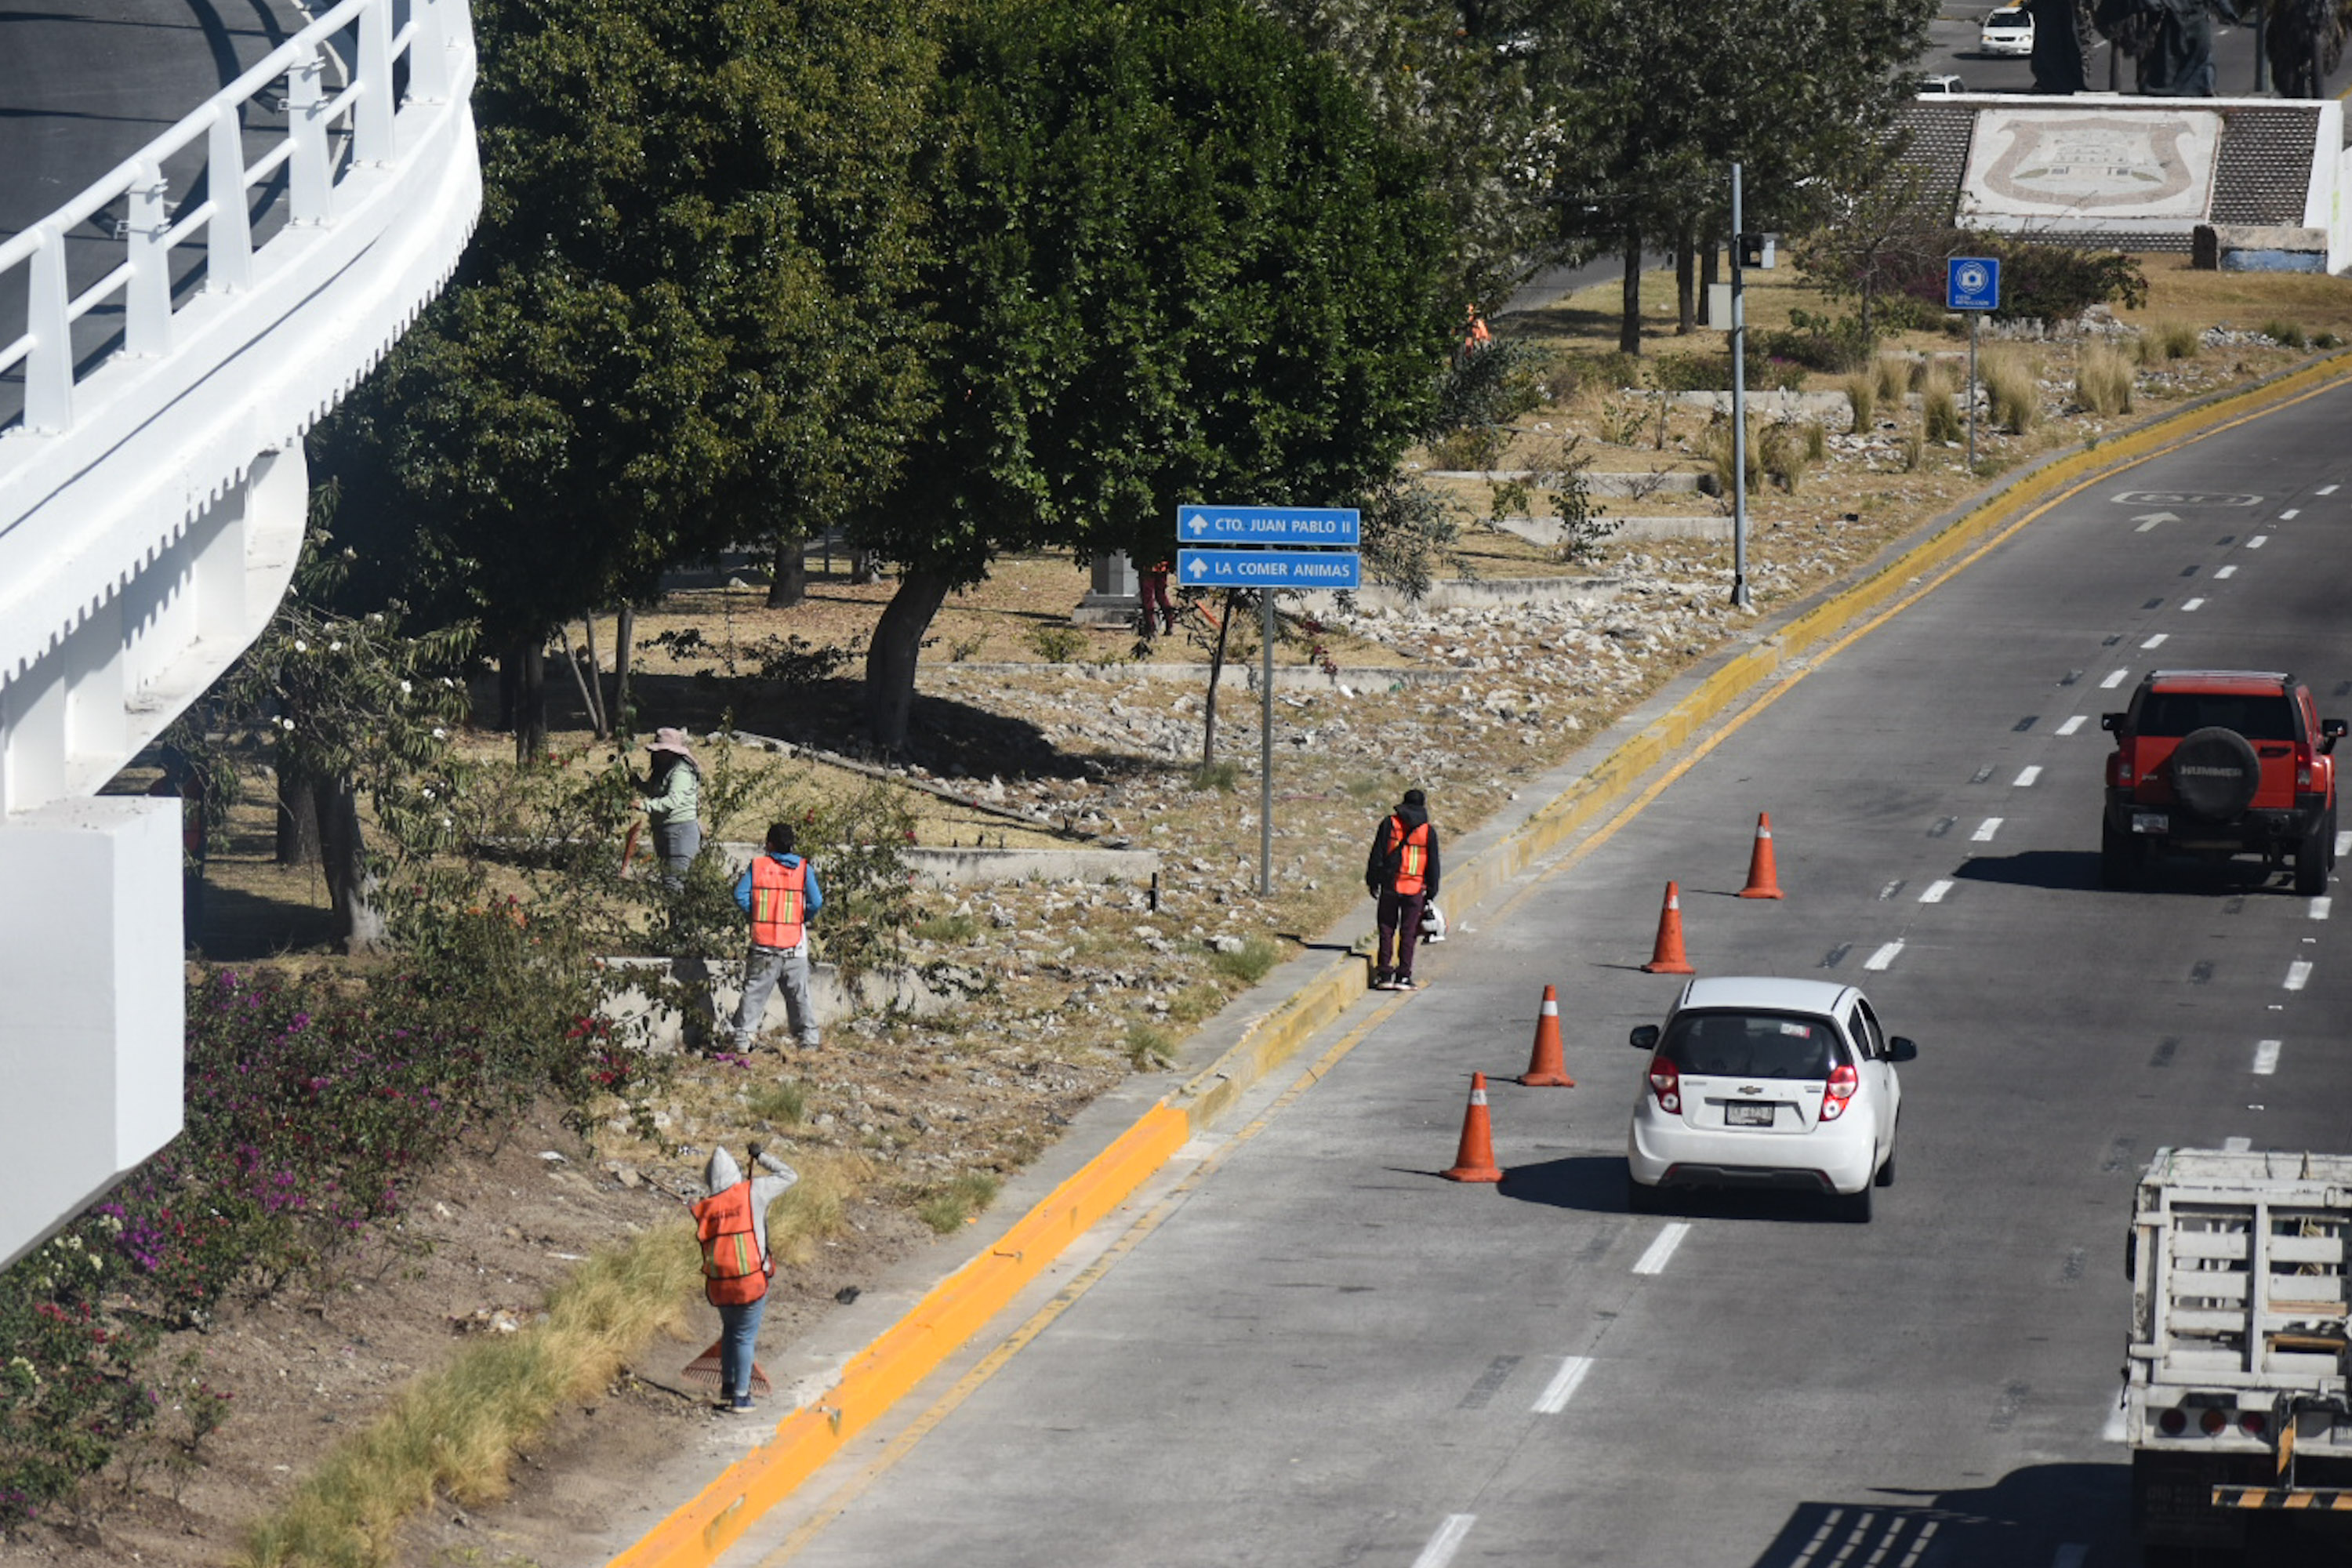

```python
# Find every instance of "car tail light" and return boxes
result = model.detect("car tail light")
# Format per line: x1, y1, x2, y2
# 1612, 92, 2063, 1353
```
1648, 1057, 1681, 1114
2296, 742, 2314, 790
2109, 753, 2133, 787
2240, 1410, 2269, 1439
1820, 1062, 1859, 1122
2158, 1407, 2188, 1436
2200, 1407, 2229, 1436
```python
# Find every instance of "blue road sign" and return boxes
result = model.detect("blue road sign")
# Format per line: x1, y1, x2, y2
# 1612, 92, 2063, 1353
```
1947, 256, 2001, 312
1179, 548, 1361, 590
1176, 505, 1360, 547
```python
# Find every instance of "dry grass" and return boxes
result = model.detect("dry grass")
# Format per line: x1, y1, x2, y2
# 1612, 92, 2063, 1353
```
2075, 341, 2135, 416
1873, 354, 1910, 407
1982, 350, 2041, 435
2146, 319, 2201, 361
1842, 373, 1875, 433
1921, 366, 1963, 445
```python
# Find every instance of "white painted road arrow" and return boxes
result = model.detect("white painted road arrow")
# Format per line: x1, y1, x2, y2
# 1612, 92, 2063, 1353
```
2132, 512, 2181, 532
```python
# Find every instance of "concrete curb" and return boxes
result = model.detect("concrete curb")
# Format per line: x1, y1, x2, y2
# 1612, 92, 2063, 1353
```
604, 347, 2352, 1568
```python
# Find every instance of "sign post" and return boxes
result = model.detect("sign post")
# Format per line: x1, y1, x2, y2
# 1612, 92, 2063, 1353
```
1946, 256, 2001, 473
1730, 162, 1748, 610
1174, 505, 1360, 895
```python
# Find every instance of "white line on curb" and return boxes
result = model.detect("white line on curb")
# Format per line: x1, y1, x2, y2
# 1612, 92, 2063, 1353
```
1920, 880, 1954, 903
2100, 669, 2130, 688
1632, 1223, 1690, 1278
1531, 1356, 1595, 1414
2286, 960, 2314, 991
2014, 766, 2042, 786
1972, 818, 2002, 842
2253, 1040, 2281, 1076
2056, 715, 2086, 735
1412, 1515, 1476, 1568
1864, 941, 1904, 971
2141, 633, 2168, 649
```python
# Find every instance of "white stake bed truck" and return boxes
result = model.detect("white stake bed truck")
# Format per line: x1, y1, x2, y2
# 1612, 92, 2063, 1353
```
2125, 1149, 2352, 1563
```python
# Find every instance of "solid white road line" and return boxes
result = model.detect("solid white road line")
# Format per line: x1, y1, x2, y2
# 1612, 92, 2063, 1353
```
2249, 535, 2269, 548
2013, 765, 2042, 786
2281, 509, 2301, 520
2216, 564, 2238, 579
2056, 714, 2086, 735
2100, 669, 2130, 688
1920, 880, 1954, 903
1864, 940, 1904, 971
2226, 1136, 2253, 1153
2286, 960, 2314, 991
2311, 896, 2332, 921
2141, 633, 2168, 648
2182, 597, 2205, 612
1412, 1515, 1476, 1568
1971, 818, 2002, 842
1631, 1223, 1690, 1277
1531, 1356, 1595, 1414
2253, 1040, 2282, 1076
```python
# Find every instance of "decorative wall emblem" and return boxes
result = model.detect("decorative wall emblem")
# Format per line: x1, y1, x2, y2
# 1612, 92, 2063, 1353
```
1959, 110, 2221, 231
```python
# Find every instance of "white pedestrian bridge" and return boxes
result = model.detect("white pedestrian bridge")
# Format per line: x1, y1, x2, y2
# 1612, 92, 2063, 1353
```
0, 0, 480, 1267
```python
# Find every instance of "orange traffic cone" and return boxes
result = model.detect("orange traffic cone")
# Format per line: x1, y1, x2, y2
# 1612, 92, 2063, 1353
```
1642, 880, 1696, 975
1519, 985, 1574, 1087
1739, 812, 1784, 899
1441, 1072, 1504, 1182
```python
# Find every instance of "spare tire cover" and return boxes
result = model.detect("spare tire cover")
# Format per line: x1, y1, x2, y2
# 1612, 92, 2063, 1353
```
2169, 726, 2262, 820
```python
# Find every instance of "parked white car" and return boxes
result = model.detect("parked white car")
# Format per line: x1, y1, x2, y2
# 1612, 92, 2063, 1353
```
1624, 976, 1912, 1222
1916, 73, 1966, 96
1979, 6, 2033, 56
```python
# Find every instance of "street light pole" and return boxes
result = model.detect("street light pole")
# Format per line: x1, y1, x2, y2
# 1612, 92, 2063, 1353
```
1730, 161, 1750, 610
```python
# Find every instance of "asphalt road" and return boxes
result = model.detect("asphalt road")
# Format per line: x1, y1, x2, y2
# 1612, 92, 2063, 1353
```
1924, 1, 2352, 96
731, 383, 2352, 1568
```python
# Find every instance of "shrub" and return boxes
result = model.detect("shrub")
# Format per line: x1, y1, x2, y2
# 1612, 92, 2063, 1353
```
1208, 935, 1283, 984
1702, 418, 1760, 496
2149, 321, 2201, 361
1425, 424, 1510, 471
1900, 431, 1925, 471
745, 1080, 806, 1124
2317, 331, 2343, 350
1758, 422, 1817, 494
1922, 369, 1963, 444
913, 911, 981, 945
1874, 354, 1911, 407
1842, 373, 1875, 433
1190, 759, 1240, 793
1124, 1022, 1177, 1070
1430, 336, 1555, 433
1025, 623, 1087, 662
1651, 352, 1730, 394
1983, 350, 2041, 434
2261, 319, 2308, 350
1759, 309, 1875, 375
1875, 231, 2148, 323
916, 1173, 1000, 1235
2074, 342, 2134, 416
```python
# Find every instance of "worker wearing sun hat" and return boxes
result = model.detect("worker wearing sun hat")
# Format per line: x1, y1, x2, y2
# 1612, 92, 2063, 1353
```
637, 727, 704, 887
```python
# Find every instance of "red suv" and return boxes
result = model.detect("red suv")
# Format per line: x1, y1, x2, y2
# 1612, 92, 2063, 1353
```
2101, 670, 2346, 893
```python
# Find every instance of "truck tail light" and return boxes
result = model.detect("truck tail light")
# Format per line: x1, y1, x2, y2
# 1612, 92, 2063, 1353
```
2158, 1407, 2187, 1436
2110, 753, 2133, 787
2296, 742, 2314, 790
1820, 1062, 1859, 1122
2239, 1410, 2269, 1439
1648, 1057, 1680, 1114
2200, 1407, 2229, 1436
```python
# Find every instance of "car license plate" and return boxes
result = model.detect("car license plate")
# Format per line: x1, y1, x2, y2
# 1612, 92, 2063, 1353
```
1724, 1102, 1774, 1127
2132, 812, 2169, 834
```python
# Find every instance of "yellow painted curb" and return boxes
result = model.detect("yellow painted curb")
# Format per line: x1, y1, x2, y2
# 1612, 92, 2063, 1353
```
609, 1102, 1189, 1568
605, 347, 2352, 1568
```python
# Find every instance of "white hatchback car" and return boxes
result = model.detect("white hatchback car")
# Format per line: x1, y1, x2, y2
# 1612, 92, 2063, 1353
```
1979, 6, 2033, 56
1624, 976, 1913, 1222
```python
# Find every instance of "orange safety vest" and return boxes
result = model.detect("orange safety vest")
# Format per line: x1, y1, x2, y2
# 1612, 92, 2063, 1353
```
749, 856, 808, 949
1385, 817, 1430, 896
693, 1181, 773, 1306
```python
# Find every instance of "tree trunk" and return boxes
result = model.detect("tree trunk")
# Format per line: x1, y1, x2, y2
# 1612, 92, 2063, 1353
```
510, 641, 548, 765
850, 549, 884, 586
1675, 227, 1696, 335
275, 764, 321, 866
581, 616, 608, 736
1618, 228, 1644, 357
1200, 589, 1238, 766
314, 777, 384, 954
864, 567, 954, 753
766, 532, 807, 609
1700, 234, 1719, 326
560, 625, 604, 739
612, 605, 637, 740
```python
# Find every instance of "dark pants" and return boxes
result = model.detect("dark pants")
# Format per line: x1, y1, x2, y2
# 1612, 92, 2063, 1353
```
1142, 571, 1176, 633
718, 1294, 767, 1403
1377, 889, 1425, 979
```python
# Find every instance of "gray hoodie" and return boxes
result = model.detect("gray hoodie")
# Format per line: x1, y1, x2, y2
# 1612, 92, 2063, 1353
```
702, 1145, 800, 1266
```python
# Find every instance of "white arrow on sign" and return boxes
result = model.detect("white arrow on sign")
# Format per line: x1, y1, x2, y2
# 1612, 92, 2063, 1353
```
1182, 510, 1212, 538
1184, 555, 1210, 579
2132, 512, 2180, 532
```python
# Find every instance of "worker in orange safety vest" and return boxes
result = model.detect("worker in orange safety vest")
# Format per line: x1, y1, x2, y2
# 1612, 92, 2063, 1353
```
1364, 787, 1441, 991
695, 1142, 799, 1410
730, 822, 826, 1052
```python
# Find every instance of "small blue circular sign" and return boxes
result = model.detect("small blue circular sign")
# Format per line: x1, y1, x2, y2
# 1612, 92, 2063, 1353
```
1957, 261, 1989, 293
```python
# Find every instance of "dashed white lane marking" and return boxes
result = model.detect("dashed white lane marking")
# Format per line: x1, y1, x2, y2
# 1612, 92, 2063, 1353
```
1631, 1222, 1690, 1277
1531, 1356, 1595, 1414
2141, 632, 2168, 649
2338, 829, 2352, 858
1864, 940, 1904, 971
1920, 880, 1955, 903
2286, 960, 2314, 991
1412, 1515, 1476, 1568
2225, 1135, 2253, 1153
2182, 597, 2205, 612
2281, 509, 2301, 521
2216, 564, 2239, 579
2053, 1544, 2089, 1568
2254, 1040, 2282, 1076
2318, 485, 2341, 495
2013, 765, 2042, 786
2102, 1402, 2129, 1443
1972, 818, 2002, 842
2311, 896, 2332, 921
2056, 714, 2087, 736
2249, 535, 2269, 548
2100, 669, 2130, 688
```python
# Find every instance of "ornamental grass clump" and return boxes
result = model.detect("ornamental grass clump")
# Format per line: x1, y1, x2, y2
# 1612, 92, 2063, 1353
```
1983, 350, 2041, 434
1842, 372, 1875, 433
1921, 368, 1963, 445
2074, 342, 2134, 416
1873, 354, 1909, 407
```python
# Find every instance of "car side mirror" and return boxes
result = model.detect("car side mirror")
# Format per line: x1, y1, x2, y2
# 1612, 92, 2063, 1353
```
1629, 1024, 1660, 1051
2324, 718, 2346, 754
2100, 713, 2125, 732
1887, 1036, 1918, 1062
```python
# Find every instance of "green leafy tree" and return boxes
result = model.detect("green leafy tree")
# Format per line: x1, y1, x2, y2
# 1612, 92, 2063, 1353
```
320, 0, 940, 757
848, 0, 1454, 753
